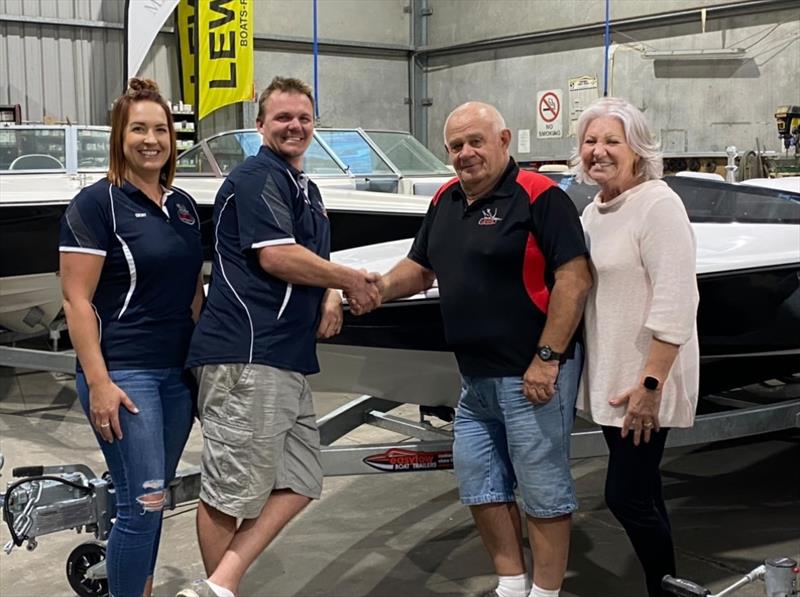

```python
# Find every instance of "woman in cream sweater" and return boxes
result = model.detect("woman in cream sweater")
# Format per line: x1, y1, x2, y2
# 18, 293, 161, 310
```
573, 97, 699, 597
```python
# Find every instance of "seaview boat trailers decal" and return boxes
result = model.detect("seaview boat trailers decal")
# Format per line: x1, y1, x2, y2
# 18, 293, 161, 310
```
363, 448, 454, 472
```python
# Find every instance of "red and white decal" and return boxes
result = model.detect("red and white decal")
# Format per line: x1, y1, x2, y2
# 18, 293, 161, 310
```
363, 448, 454, 472
478, 208, 502, 226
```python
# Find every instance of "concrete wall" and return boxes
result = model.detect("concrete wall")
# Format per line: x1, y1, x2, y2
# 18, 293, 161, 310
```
250, 50, 410, 130
427, 0, 745, 46
256, 0, 409, 46
425, 3, 800, 160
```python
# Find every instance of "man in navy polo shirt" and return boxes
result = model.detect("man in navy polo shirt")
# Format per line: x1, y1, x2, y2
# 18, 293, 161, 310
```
375, 102, 592, 597
178, 77, 379, 597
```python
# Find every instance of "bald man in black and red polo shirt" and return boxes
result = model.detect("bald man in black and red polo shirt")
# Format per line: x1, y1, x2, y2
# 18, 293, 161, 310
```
375, 102, 592, 597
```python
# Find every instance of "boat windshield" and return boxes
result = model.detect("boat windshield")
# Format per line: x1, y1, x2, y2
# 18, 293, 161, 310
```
0, 125, 110, 172
176, 131, 346, 177
76, 128, 111, 170
548, 174, 800, 225
175, 143, 215, 174
365, 130, 451, 175
315, 130, 395, 175
0, 127, 67, 171
665, 176, 800, 225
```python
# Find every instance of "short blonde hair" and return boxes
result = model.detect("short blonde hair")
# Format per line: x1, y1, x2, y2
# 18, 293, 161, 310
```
571, 97, 662, 183
256, 77, 314, 124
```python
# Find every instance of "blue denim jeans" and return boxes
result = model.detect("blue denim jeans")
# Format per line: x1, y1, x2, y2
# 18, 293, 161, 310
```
453, 345, 582, 518
77, 368, 194, 597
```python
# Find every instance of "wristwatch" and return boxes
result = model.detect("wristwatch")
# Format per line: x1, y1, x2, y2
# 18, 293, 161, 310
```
536, 345, 564, 363
643, 375, 661, 391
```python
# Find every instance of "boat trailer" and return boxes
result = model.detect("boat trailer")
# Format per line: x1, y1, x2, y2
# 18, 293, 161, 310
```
1, 343, 799, 596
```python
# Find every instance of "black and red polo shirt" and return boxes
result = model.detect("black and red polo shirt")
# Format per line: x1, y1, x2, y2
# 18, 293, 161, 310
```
408, 158, 587, 377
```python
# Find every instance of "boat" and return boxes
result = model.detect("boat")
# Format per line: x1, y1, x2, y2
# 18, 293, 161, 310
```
173, 127, 451, 251
0, 125, 109, 335
4, 122, 797, 371
0, 126, 446, 334
313, 174, 800, 404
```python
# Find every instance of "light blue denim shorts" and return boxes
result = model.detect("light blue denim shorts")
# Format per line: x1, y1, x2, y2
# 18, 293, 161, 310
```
453, 345, 582, 518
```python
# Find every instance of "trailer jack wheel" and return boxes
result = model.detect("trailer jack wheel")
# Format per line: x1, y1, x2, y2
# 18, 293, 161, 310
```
66, 540, 108, 597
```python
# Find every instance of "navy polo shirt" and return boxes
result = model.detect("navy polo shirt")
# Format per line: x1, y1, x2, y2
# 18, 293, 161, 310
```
186, 145, 330, 375
409, 159, 587, 377
59, 178, 203, 371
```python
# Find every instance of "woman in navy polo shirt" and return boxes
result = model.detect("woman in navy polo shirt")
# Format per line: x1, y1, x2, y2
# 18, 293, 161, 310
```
59, 78, 203, 597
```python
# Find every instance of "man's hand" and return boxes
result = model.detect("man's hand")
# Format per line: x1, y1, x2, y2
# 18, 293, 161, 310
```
611, 385, 662, 446
317, 289, 343, 339
522, 357, 559, 404
523, 358, 559, 404
345, 270, 382, 315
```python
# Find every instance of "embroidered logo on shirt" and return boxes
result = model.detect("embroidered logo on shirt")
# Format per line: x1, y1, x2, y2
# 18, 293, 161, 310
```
478, 208, 502, 226
176, 203, 196, 225
135, 212, 147, 218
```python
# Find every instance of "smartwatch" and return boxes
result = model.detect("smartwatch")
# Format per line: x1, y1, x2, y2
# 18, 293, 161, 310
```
643, 375, 661, 391
536, 345, 564, 363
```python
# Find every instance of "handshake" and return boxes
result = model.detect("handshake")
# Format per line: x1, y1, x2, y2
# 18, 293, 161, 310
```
343, 270, 383, 316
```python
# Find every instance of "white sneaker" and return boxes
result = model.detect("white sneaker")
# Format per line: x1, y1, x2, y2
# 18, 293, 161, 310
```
175, 579, 218, 597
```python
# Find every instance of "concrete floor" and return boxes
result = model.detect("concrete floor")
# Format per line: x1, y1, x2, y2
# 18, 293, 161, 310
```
0, 363, 798, 597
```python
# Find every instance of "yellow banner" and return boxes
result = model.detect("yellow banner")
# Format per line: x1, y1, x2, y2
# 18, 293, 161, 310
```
177, 0, 196, 108
177, 0, 253, 120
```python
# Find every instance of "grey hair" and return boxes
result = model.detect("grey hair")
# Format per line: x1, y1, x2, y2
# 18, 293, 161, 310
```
570, 97, 662, 183
443, 101, 507, 145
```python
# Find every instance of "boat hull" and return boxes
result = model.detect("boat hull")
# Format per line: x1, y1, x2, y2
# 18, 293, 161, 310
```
0, 272, 62, 334
313, 263, 800, 404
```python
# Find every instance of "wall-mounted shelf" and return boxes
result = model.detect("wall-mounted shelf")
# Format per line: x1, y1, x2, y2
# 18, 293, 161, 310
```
171, 101, 197, 151
0, 104, 22, 124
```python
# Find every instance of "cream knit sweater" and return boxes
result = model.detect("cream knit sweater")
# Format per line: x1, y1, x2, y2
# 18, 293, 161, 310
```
578, 179, 700, 428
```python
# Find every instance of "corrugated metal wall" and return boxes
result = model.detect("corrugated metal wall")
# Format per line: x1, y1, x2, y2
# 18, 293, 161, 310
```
0, 0, 126, 124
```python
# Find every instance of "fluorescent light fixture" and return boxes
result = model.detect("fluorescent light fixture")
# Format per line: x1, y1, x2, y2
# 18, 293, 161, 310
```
643, 47, 747, 60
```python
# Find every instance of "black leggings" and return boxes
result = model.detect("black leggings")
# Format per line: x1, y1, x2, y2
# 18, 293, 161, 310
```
602, 426, 676, 597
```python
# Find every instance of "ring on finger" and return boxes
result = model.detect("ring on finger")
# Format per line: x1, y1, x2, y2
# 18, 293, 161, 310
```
643, 421, 654, 429
100, 422, 111, 428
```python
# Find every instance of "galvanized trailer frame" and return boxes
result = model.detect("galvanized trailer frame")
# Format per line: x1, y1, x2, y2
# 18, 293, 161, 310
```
1, 341, 798, 596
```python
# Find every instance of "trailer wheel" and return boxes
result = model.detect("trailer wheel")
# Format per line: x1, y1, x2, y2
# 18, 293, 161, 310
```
66, 540, 108, 597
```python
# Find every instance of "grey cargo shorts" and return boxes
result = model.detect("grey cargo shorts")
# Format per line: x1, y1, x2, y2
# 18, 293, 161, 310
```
194, 363, 322, 519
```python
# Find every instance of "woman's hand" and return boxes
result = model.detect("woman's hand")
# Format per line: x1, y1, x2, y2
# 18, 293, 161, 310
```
610, 385, 661, 446
89, 379, 139, 442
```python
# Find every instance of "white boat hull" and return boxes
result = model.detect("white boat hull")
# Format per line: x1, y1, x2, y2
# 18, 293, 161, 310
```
0, 272, 62, 334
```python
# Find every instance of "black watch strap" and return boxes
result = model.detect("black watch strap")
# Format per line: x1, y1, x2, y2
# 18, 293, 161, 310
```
536, 345, 565, 363
643, 375, 661, 391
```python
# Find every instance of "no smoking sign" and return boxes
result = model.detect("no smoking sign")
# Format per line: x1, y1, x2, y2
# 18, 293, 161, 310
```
536, 89, 563, 138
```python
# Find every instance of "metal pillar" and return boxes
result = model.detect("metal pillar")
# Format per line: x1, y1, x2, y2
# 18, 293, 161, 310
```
408, 0, 431, 146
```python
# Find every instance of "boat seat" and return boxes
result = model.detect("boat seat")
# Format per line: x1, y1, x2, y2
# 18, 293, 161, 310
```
412, 181, 446, 196
9, 154, 65, 170
356, 178, 399, 194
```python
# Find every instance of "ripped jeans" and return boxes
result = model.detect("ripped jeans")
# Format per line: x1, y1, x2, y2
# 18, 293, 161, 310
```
77, 368, 194, 597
